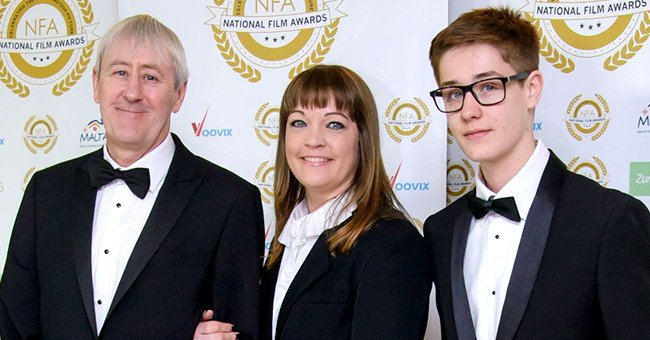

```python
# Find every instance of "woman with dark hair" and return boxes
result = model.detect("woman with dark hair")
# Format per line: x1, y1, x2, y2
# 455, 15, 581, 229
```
195, 65, 430, 340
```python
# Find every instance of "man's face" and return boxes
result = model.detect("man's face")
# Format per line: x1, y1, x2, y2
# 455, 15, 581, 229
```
93, 40, 186, 164
438, 43, 541, 170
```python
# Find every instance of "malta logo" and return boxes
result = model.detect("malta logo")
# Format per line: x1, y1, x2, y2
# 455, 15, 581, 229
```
637, 103, 650, 134
564, 93, 610, 141
0, 0, 99, 97
521, 1, 650, 72
254, 102, 280, 146
384, 97, 430, 143
23, 114, 58, 154
255, 160, 275, 204
79, 118, 104, 148
447, 159, 476, 204
567, 155, 609, 187
205, 0, 346, 82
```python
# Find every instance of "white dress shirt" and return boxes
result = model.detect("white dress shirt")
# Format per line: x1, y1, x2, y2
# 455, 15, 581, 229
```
464, 140, 549, 340
271, 194, 355, 339
91, 134, 175, 332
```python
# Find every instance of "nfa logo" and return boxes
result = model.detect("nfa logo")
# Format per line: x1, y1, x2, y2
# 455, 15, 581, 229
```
254, 102, 280, 146
447, 126, 453, 145
567, 155, 609, 187
384, 97, 431, 143
447, 159, 476, 204
0, 0, 99, 97
564, 93, 610, 141
637, 103, 650, 134
79, 119, 104, 148
191, 108, 233, 138
255, 160, 275, 204
23, 114, 58, 154
205, 0, 346, 82
521, 1, 650, 72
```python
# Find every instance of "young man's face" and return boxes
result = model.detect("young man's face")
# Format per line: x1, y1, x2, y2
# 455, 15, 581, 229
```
438, 43, 541, 170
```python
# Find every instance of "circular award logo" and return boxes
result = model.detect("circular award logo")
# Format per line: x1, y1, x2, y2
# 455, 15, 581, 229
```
447, 159, 476, 204
383, 97, 431, 143
23, 114, 58, 154
255, 160, 275, 204
205, 0, 346, 82
0, 0, 99, 97
521, 1, 650, 72
564, 93, 610, 141
254, 102, 280, 146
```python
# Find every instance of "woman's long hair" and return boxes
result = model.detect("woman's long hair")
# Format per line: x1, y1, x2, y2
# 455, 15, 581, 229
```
267, 65, 408, 268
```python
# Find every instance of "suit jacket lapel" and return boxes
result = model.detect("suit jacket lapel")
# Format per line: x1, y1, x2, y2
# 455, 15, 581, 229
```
275, 232, 330, 338
72, 150, 104, 338
451, 193, 478, 340
496, 151, 566, 340
107, 135, 202, 317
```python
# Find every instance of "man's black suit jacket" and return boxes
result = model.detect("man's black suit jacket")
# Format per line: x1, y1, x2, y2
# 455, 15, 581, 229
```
0, 134, 265, 339
424, 151, 650, 340
260, 218, 431, 340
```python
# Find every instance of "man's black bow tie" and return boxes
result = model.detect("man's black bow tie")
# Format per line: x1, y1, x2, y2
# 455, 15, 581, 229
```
467, 195, 521, 222
87, 156, 150, 199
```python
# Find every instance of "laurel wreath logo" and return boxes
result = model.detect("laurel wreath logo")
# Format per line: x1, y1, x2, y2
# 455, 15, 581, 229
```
446, 159, 476, 204
255, 160, 274, 204
603, 11, 650, 71
52, 0, 95, 96
23, 115, 58, 154
567, 156, 608, 187
254, 102, 278, 146
288, 18, 339, 79
565, 94, 610, 141
384, 97, 430, 143
0, 0, 30, 97
525, 13, 575, 74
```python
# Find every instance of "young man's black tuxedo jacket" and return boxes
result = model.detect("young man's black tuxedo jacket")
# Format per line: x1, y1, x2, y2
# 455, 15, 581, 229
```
0, 134, 265, 339
424, 151, 650, 340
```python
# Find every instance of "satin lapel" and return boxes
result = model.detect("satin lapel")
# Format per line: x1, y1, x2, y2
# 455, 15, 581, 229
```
73, 151, 103, 338
107, 136, 201, 316
275, 233, 330, 338
451, 194, 478, 340
496, 152, 566, 340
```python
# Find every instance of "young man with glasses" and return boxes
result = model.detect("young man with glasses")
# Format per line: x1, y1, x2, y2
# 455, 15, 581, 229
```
424, 7, 650, 340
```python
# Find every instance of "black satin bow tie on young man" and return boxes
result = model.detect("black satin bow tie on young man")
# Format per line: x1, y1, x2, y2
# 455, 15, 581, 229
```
467, 195, 521, 222
87, 156, 150, 199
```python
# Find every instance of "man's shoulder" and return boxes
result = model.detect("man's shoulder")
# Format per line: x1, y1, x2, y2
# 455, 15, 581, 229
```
187, 153, 258, 191
35, 150, 97, 177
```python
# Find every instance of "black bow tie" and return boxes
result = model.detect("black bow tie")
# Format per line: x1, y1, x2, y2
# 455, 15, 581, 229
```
467, 195, 521, 222
87, 156, 150, 199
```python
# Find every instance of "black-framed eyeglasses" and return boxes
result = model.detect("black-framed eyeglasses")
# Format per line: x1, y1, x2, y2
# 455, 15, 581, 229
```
429, 71, 532, 114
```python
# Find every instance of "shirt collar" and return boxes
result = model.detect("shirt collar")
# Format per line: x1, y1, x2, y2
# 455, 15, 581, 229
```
278, 192, 356, 248
475, 139, 550, 221
103, 133, 176, 194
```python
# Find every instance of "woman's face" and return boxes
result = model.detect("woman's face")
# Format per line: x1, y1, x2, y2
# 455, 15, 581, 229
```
284, 99, 359, 210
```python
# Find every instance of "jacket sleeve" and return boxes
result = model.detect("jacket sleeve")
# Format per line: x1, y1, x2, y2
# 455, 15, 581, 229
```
210, 183, 265, 340
598, 197, 650, 339
0, 174, 42, 339
351, 221, 432, 340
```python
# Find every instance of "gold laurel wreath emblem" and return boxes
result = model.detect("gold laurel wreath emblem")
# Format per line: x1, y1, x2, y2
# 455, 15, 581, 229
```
384, 98, 402, 143
383, 98, 430, 143
255, 103, 272, 146
0, 0, 30, 97
23, 115, 58, 154
255, 160, 273, 204
565, 94, 610, 141
288, 18, 339, 79
52, 0, 95, 96
604, 11, 650, 71
525, 13, 575, 73
445, 159, 476, 204
567, 156, 608, 187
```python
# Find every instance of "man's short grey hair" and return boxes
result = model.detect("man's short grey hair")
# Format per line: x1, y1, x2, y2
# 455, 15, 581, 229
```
94, 14, 189, 90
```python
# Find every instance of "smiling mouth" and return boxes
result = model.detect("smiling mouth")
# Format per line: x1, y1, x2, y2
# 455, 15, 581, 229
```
302, 156, 331, 164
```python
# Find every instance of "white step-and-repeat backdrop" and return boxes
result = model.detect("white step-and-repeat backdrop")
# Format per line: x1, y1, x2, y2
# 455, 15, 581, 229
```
1, 0, 649, 338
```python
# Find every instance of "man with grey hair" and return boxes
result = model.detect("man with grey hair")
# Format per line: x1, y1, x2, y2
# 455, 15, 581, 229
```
0, 14, 263, 339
